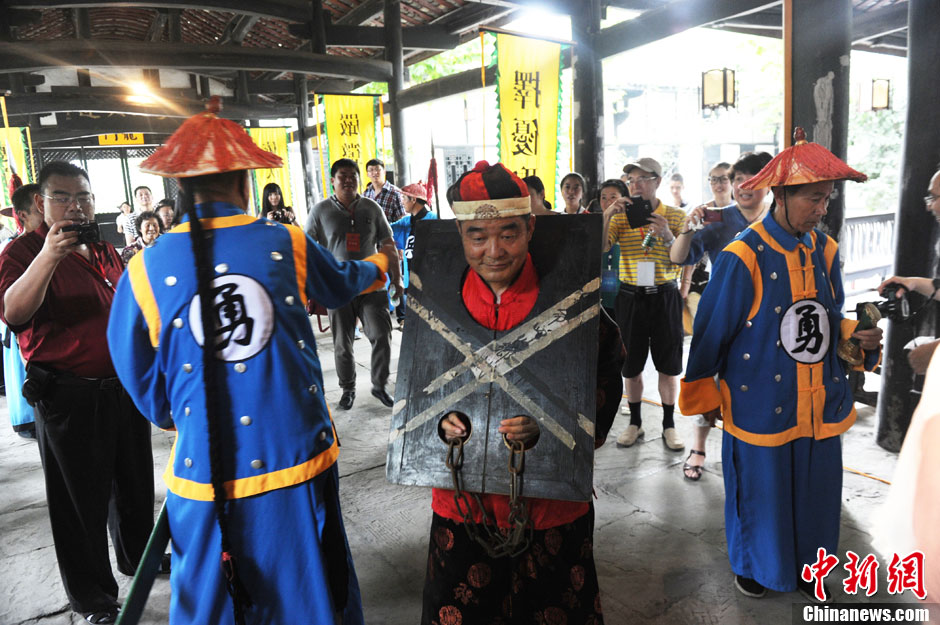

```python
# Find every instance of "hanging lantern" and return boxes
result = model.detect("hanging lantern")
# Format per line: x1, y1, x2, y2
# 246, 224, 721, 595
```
702, 68, 736, 110
871, 78, 891, 111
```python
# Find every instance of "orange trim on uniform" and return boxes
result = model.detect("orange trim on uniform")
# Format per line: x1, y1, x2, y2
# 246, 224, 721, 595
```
286, 224, 308, 302
718, 225, 853, 446
864, 348, 883, 373
794, 362, 828, 440
678, 376, 722, 416
360, 252, 389, 294
127, 252, 162, 349
840, 318, 860, 341
171, 214, 257, 233
723, 240, 763, 320
719, 380, 814, 447
841, 317, 883, 372
750, 222, 786, 254
164, 436, 340, 501
818, 405, 856, 439
823, 235, 839, 299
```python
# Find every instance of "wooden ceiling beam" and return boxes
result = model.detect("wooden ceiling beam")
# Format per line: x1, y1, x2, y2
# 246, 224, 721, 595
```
219, 14, 259, 45
853, 3, 907, 43
593, 0, 781, 59
7, 0, 311, 23
3, 91, 296, 119
0, 40, 393, 82
146, 9, 168, 41
321, 24, 459, 50
29, 118, 183, 143
336, 0, 383, 26
0, 72, 44, 88
243, 78, 357, 94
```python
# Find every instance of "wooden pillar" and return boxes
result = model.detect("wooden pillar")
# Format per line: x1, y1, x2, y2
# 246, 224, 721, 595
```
199, 76, 211, 98
311, 0, 327, 55
784, 0, 852, 241
236, 70, 250, 106
384, 0, 408, 182
295, 76, 318, 215
876, 0, 940, 452
570, 0, 603, 197
168, 10, 181, 43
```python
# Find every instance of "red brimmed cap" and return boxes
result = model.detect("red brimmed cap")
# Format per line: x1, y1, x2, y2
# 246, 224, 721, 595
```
449, 161, 530, 221
400, 181, 428, 201
740, 127, 867, 190
140, 96, 283, 178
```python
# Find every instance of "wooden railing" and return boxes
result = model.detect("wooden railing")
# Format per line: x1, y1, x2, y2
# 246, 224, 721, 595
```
841, 212, 896, 290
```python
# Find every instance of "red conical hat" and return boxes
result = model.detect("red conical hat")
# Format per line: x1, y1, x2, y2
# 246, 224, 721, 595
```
740, 127, 867, 190
140, 96, 282, 178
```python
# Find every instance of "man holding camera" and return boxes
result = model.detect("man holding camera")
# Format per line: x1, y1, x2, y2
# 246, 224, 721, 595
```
668, 152, 772, 481
0, 162, 155, 624
602, 157, 686, 451
678, 130, 882, 602
878, 168, 940, 374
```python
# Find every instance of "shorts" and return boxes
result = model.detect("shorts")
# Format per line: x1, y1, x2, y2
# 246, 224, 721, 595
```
614, 283, 683, 378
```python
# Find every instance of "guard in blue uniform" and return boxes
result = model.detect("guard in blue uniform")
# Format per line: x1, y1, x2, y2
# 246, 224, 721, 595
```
106, 97, 401, 625
679, 128, 883, 602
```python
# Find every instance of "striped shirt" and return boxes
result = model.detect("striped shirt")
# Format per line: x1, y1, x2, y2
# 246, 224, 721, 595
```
608, 201, 685, 286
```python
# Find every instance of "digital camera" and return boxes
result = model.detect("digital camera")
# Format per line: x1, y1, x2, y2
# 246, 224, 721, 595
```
61, 222, 101, 245
859, 283, 910, 323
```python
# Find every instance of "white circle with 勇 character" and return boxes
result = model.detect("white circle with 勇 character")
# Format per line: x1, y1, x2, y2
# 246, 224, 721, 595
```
188, 274, 274, 362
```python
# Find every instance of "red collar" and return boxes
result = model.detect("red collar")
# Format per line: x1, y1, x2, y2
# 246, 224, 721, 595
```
462, 254, 539, 331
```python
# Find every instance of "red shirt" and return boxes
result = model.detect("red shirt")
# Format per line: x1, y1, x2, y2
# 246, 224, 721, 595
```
431, 254, 589, 529
0, 222, 123, 377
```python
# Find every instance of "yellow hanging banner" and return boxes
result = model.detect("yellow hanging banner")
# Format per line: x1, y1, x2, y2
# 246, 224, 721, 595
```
248, 127, 293, 216
323, 94, 376, 191
0, 127, 32, 207
496, 33, 561, 201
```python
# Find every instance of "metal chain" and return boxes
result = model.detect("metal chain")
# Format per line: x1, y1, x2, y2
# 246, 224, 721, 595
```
445, 437, 533, 559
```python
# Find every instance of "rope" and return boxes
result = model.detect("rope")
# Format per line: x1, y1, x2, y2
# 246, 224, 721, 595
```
480, 31, 486, 160
25, 126, 36, 182
313, 94, 328, 198
625, 393, 891, 485
378, 98, 386, 164
0, 97, 11, 178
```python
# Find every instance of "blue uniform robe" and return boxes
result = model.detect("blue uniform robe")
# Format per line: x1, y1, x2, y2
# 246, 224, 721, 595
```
679, 211, 878, 591
107, 202, 386, 624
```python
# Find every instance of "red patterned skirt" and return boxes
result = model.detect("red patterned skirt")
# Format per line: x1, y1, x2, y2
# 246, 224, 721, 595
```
421, 505, 603, 625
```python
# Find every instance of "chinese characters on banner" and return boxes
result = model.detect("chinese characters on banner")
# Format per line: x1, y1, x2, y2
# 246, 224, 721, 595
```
0, 127, 32, 208
323, 94, 377, 192
495, 33, 561, 203
248, 127, 293, 216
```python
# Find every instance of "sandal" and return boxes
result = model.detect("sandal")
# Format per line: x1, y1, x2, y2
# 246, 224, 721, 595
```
682, 449, 706, 481
83, 608, 119, 624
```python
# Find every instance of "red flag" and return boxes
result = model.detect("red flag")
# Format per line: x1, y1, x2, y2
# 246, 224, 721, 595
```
427, 150, 439, 212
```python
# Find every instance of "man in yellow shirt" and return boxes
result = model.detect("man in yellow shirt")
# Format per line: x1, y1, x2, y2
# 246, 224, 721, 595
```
602, 158, 686, 450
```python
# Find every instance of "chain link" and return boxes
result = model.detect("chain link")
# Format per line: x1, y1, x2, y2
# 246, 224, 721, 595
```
446, 437, 532, 558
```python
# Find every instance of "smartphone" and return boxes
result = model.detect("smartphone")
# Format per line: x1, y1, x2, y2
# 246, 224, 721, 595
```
626, 196, 654, 229
702, 208, 723, 223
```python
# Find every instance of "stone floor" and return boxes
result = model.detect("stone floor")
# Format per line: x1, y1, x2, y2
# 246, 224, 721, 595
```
0, 324, 921, 625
